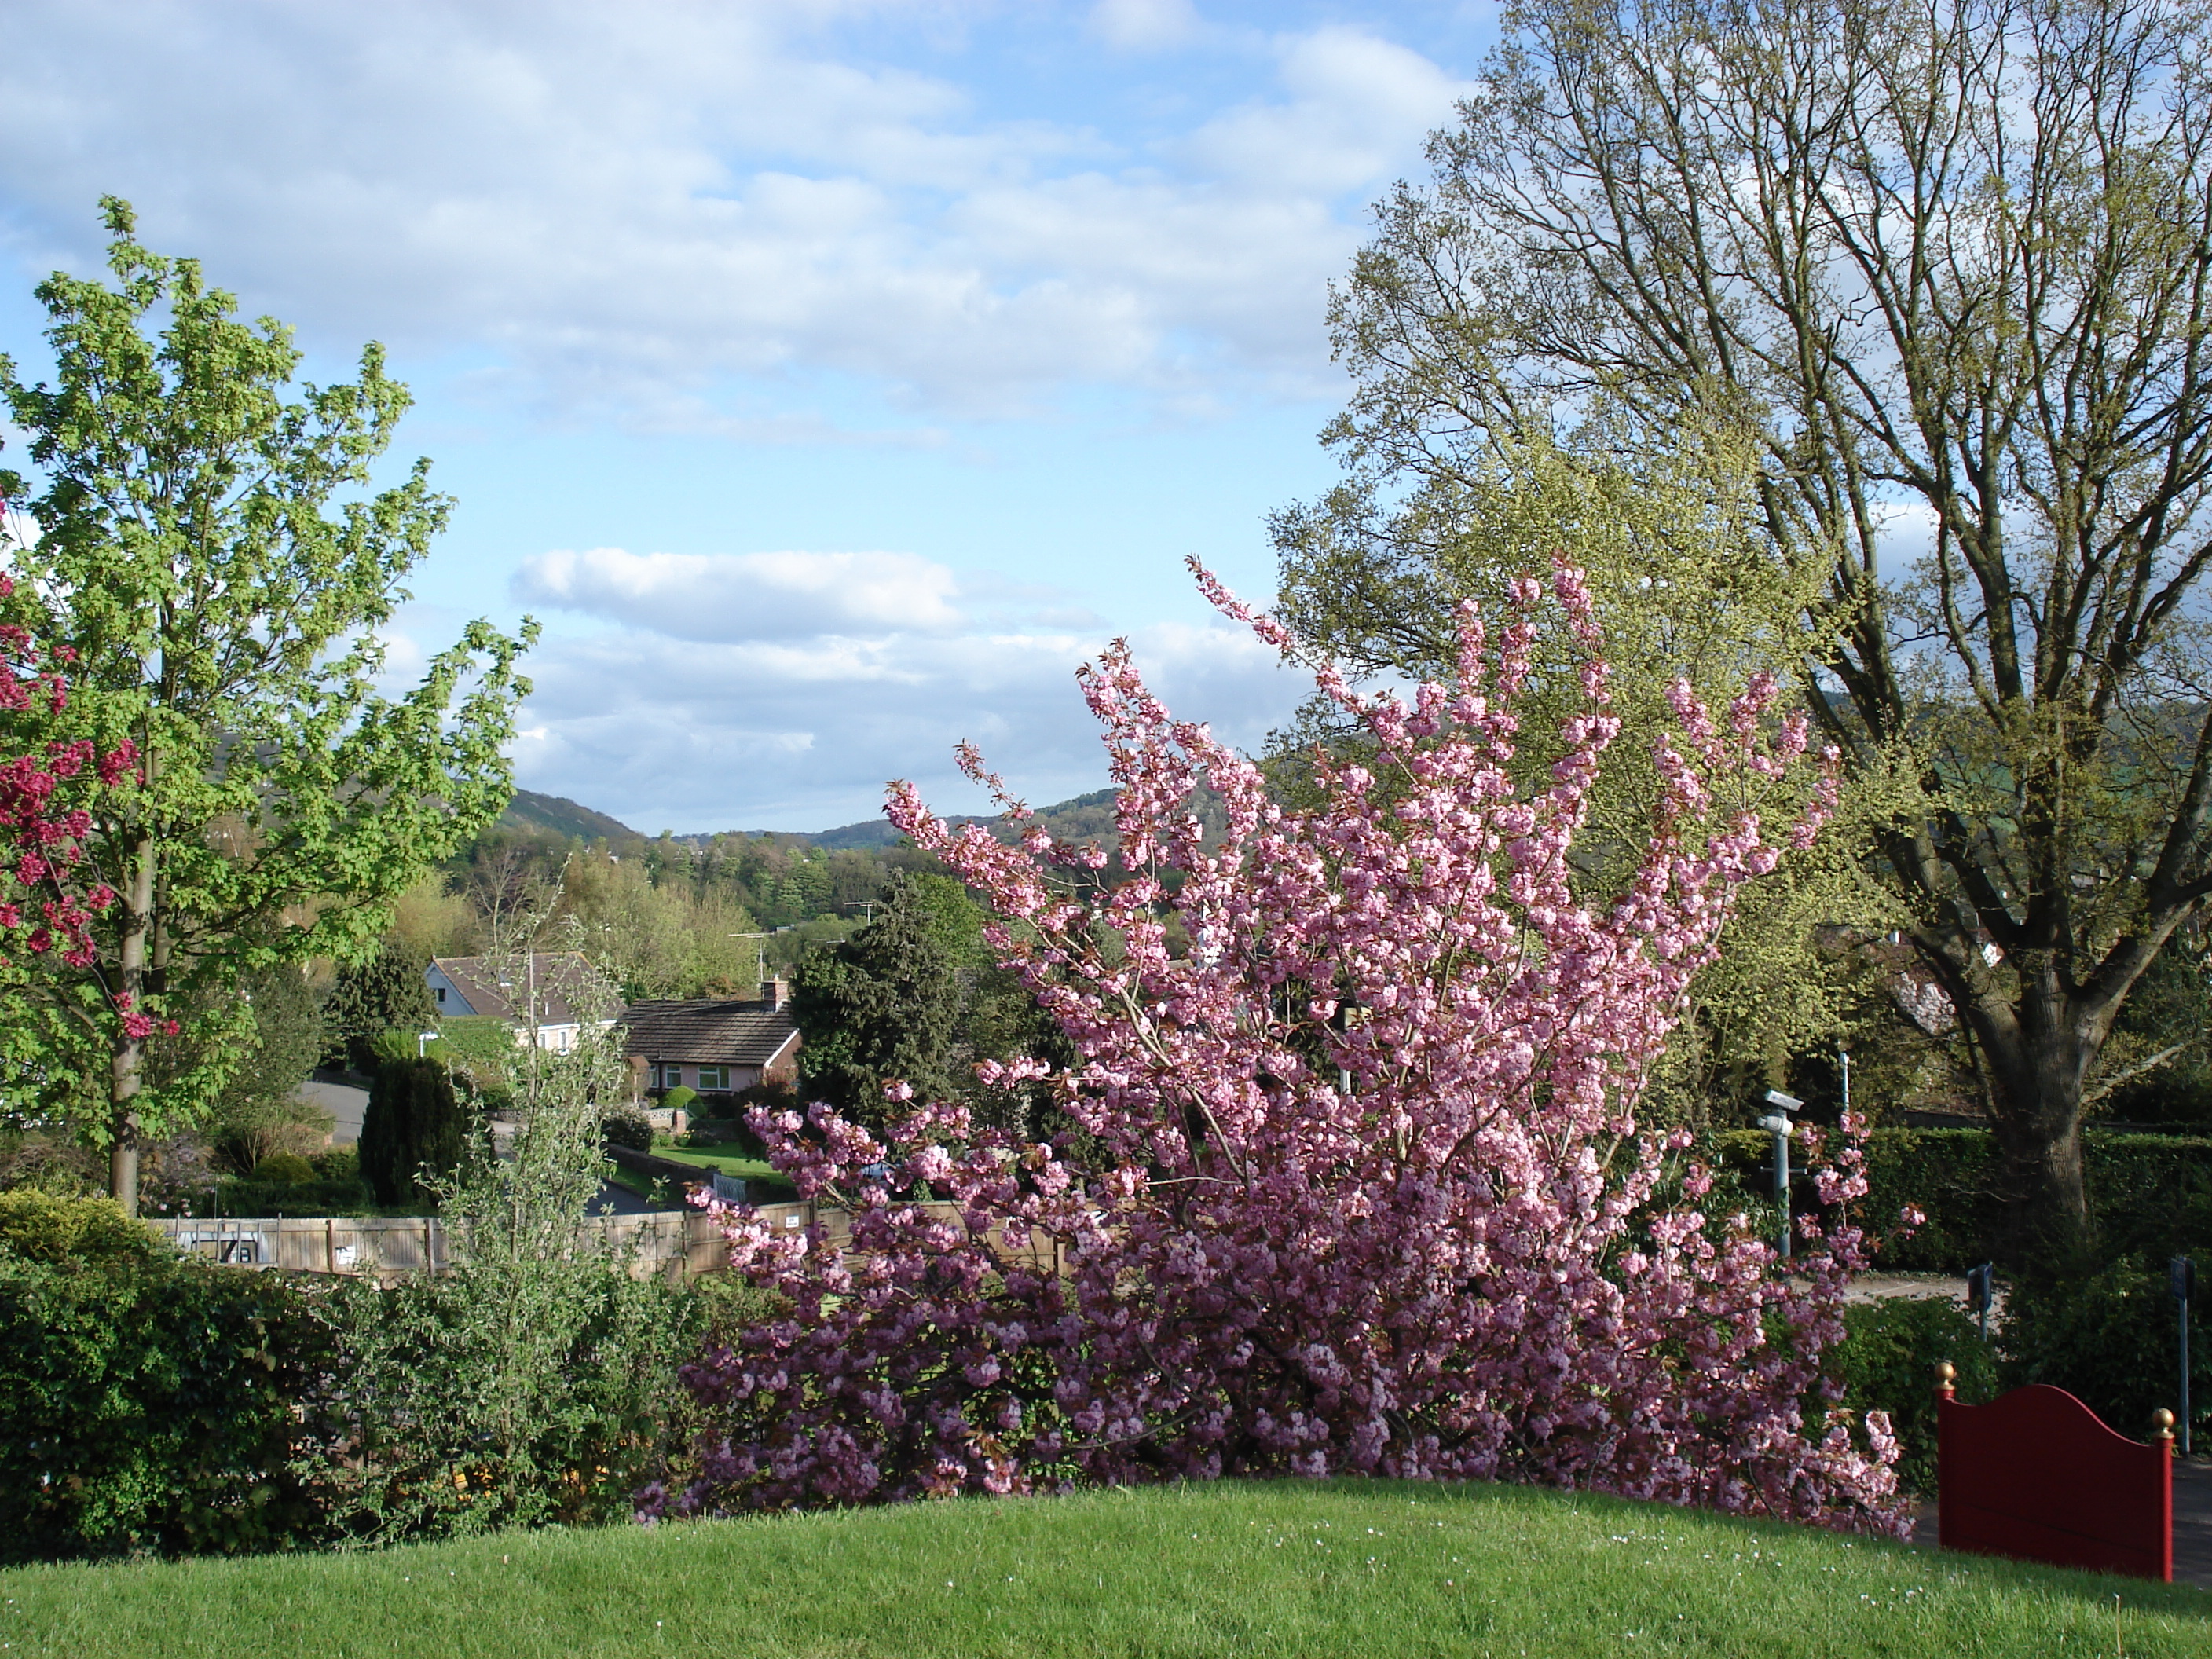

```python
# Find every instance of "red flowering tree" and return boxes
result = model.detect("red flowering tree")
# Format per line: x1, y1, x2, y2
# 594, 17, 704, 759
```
657, 562, 1906, 1535
0, 559, 154, 1050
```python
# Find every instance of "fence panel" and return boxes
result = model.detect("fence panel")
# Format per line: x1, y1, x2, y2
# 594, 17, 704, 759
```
145, 1201, 1066, 1280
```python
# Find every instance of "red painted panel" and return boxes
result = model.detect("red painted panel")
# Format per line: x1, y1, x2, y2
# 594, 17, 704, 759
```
1939, 1385, 2172, 1581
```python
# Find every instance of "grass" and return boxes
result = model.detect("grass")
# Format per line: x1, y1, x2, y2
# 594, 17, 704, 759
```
2, 1478, 2207, 1657
651, 1146, 797, 1200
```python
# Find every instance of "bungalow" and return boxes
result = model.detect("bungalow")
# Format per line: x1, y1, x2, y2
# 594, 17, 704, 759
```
425, 952, 616, 1051
620, 980, 800, 1112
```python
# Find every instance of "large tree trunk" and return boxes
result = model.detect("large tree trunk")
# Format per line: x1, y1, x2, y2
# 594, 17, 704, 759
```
1948, 950, 2125, 1263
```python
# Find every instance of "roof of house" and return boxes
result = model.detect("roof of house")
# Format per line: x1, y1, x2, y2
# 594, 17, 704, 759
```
617, 998, 800, 1068
430, 952, 613, 1029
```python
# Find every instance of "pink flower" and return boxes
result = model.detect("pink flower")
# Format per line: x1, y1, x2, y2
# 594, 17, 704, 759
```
666, 560, 1899, 1537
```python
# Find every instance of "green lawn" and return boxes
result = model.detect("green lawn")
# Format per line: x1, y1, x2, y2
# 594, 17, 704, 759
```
2, 1478, 2205, 1657
651, 1147, 797, 1199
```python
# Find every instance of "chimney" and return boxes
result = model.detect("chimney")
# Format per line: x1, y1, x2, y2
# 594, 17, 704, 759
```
761, 976, 789, 1011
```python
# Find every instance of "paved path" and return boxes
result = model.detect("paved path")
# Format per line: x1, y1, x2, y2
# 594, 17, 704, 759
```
296, 1076, 370, 1144
1910, 1459, 2212, 1590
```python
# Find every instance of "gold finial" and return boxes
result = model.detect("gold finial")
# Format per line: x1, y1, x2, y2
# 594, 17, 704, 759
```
1935, 1360, 1956, 1400
2154, 1408, 2176, 1453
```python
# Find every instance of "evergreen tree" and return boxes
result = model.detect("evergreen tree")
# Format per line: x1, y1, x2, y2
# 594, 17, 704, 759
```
791, 873, 961, 1130
358, 1056, 465, 1207
324, 943, 438, 1075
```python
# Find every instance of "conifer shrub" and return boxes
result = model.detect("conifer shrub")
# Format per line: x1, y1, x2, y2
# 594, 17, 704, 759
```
358, 1057, 467, 1207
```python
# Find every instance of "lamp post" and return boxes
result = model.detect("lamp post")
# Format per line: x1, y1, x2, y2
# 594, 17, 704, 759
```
1760, 1089, 1803, 1260
2174, 1254, 2195, 1457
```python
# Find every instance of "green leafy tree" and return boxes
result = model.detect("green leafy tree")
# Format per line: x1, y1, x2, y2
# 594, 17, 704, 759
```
0, 200, 534, 1211
357, 1056, 466, 1208
202, 965, 328, 1172
1312, 0, 2212, 1251
791, 872, 962, 1127
322, 943, 437, 1075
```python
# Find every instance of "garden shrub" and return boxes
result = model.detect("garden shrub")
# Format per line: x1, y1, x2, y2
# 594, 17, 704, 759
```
666, 566, 1906, 1533
660, 1084, 697, 1118
1709, 1128, 2212, 1272
601, 1108, 653, 1152
0, 1249, 341, 1562
0, 1190, 161, 1268
1832, 1297, 2000, 1496
358, 1056, 467, 1207
2001, 1254, 2212, 1450
251, 1152, 317, 1185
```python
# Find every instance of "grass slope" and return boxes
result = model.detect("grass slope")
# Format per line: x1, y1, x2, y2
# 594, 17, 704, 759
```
3, 1479, 2205, 1657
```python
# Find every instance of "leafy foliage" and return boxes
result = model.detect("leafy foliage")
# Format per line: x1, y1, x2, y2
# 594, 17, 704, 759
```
323, 943, 437, 1075
1322, 0, 2212, 1247
2003, 1256, 2212, 1452
0, 1210, 341, 1562
1832, 1298, 2001, 1498
0, 198, 533, 1208
668, 565, 1905, 1534
326, 961, 696, 1542
790, 871, 963, 1129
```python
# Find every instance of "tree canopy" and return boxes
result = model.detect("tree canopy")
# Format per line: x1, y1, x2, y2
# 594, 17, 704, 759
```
0, 199, 534, 1210
1313, 0, 2212, 1251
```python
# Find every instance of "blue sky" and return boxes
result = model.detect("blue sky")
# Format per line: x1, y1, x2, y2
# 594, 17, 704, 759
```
0, 1, 1496, 831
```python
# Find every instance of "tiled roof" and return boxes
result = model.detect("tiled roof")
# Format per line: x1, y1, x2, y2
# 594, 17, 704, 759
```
431, 952, 613, 1028
618, 998, 800, 1068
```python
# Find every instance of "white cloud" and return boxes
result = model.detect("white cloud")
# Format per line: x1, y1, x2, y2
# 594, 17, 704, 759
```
1090, 0, 1207, 53
512, 547, 966, 640
0, 2, 1470, 427
503, 607, 1310, 831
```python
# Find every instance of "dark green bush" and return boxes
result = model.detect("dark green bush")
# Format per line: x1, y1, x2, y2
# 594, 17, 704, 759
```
358, 1056, 467, 1207
0, 1248, 341, 1562
1833, 1296, 2001, 1496
1708, 1127, 2212, 1272
204, 1175, 373, 1218
2001, 1254, 2210, 1450
251, 1152, 317, 1185
601, 1108, 652, 1152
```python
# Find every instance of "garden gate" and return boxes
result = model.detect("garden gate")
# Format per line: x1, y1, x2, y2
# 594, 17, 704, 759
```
1936, 1361, 2174, 1580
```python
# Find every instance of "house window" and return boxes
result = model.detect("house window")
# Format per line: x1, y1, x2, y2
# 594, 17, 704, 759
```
696, 1066, 730, 1091
654, 1064, 683, 1091
434, 987, 447, 1004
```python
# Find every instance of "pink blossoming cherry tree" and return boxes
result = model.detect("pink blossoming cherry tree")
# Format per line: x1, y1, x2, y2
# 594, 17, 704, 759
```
658, 561, 1906, 1535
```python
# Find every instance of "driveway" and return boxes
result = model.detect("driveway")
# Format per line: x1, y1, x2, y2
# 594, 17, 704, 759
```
297, 1075, 371, 1145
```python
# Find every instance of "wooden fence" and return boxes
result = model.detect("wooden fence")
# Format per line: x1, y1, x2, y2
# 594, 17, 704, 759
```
143, 1199, 1060, 1281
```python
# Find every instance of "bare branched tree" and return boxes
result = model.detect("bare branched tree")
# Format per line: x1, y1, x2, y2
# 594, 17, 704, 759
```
1322, 0, 2212, 1250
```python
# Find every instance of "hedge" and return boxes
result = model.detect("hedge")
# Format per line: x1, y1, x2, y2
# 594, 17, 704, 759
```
1708, 1127, 2212, 1271
0, 1248, 342, 1561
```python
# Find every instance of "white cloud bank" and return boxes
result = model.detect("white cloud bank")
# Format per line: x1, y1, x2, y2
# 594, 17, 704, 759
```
504, 545, 1310, 830
0, 2, 1470, 428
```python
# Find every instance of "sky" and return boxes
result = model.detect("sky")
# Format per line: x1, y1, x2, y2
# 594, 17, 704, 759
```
0, 0, 1496, 833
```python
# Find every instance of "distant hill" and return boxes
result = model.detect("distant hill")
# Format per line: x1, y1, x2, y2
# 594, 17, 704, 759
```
500, 786, 1136, 852
498, 789, 643, 845
699, 787, 1124, 851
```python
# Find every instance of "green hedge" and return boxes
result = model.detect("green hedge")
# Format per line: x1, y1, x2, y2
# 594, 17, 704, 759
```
1708, 1127, 2212, 1271
1831, 1297, 2001, 1496
0, 1249, 340, 1562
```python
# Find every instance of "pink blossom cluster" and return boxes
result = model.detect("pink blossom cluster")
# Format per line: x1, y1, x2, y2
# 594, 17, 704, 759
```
657, 561, 1906, 1536
0, 556, 148, 1002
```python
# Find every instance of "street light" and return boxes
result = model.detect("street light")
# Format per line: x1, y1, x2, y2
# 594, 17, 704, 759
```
1760, 1089, 1803, 1260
